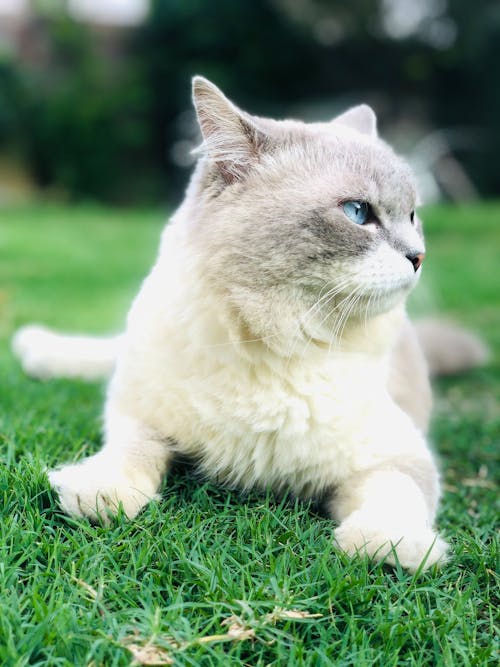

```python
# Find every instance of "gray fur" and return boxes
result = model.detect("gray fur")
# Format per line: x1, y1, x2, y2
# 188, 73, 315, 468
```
188, 77, 423, 344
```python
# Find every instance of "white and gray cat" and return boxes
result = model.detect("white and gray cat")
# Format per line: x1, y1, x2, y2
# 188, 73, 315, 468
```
13, 77, 487, 572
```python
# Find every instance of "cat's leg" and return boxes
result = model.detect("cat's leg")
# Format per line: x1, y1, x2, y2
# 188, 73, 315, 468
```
330, 455, 448, 572
48, 409, 172, 523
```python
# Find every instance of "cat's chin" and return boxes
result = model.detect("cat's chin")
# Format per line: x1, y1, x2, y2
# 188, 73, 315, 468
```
362, 286, 412, 317
365, 271, 419, 308
298, 280, 413, 344
336, 281, 414, 320
301, 289, 409, 347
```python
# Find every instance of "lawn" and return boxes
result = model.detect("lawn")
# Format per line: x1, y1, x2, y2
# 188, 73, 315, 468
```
1, 202, 498, 666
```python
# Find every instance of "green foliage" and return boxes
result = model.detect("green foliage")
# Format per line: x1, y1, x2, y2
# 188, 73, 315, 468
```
0, 202, 498, 665
1, 1, 500, 202
0, 59, 20, 146
3, 11, 159, 202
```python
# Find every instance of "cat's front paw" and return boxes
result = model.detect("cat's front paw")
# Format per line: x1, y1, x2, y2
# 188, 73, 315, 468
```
334, 511, 448, 572
48, 455, 159, 523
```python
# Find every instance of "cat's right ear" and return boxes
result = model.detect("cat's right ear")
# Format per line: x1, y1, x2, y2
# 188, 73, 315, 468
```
192, 76, 267, 184
333, 104, 378, 138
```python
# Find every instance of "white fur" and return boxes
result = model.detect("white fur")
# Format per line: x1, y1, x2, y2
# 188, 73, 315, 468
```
13, 78, 450, 573
44, 216, 445, 571
12, 325, 119, 380
332, 470, 448, 570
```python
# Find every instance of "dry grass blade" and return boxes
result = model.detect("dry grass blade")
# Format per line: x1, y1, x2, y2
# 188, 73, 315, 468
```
264, 607, 324, 623
273, 609, 323, 620
124, 641, 174, 666
462, 478, 496, 489
195, 615, 256, 644
70, 575, 99, 600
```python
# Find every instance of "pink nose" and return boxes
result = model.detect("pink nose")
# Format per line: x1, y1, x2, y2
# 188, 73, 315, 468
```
407, 252, 425, 272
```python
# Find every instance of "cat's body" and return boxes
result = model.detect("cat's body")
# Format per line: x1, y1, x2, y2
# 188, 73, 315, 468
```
15, 77, 486, 572
108, 224, 428, 496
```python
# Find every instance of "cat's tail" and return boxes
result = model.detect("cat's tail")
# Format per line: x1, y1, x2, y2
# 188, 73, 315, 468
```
11, 325, 121, 381
12, 319, 489, 382
414, 319, 489, 376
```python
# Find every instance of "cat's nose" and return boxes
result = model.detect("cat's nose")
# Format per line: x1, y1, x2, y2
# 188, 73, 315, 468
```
406, 252, 425, 272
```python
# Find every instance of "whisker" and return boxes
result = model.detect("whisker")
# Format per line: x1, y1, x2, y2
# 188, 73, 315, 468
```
327, 284, 365, 354
284, 278, 359, 365
282, 278, 356, 365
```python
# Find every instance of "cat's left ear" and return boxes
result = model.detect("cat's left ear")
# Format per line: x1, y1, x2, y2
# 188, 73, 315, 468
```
333, 104, 378, 138
192, 76, 268, 184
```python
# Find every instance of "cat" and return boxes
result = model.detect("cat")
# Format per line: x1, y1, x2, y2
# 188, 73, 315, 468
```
12, 77, 487, 572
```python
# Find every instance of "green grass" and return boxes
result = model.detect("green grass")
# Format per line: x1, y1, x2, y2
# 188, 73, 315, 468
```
1, 202, 498, 666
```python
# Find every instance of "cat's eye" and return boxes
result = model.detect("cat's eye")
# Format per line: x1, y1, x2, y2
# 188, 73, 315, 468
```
343, 201, 371, 225
410, 210, 415, 224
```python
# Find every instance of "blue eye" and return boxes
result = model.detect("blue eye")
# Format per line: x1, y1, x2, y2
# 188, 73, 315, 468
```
343, 201, 370, 225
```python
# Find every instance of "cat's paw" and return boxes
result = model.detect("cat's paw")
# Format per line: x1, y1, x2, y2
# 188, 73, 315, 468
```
48, 455, 159, 523
334, 511, 448, 572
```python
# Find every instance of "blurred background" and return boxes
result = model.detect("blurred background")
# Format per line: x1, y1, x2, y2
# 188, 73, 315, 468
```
1, 7, 499, 664
0, 0, 499, 207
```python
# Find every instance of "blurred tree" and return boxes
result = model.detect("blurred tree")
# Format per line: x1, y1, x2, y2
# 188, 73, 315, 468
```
0, 0, 498, 202
4, 8, 159, 202
0, 60, 20, 148
429, 0, 500, 194
137, 0, 500, 200
136, 0, 321, 198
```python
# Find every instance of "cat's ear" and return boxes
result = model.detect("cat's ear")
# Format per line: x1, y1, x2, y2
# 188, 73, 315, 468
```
192, 76, 267, 183
333, 104, 377, 138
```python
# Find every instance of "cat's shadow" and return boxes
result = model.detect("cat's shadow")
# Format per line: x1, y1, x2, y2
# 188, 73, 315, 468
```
166, 454, 331, 517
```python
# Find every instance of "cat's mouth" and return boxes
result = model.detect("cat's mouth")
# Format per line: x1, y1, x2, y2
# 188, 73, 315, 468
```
366, 276, 416, 299
311, 276, 415, 324
297, 265, 419, 342
361, 277, 416, 311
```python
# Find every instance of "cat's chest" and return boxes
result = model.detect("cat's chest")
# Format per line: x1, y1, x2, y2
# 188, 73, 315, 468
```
115, 334, 391, 492
161, 349, 387, 442
169, 353, 389, 492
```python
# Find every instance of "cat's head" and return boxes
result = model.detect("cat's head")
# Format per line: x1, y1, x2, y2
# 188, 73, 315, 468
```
186, 77, 424, 350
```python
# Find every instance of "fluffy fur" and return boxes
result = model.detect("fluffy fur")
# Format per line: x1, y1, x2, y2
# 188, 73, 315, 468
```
14, 77, 459, 572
